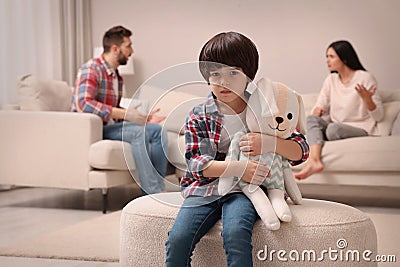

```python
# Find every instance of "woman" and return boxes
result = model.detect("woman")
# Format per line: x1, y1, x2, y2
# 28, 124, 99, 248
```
295, 40, 383, 179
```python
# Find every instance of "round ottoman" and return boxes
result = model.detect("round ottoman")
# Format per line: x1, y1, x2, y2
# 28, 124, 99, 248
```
120, 192, 377, 266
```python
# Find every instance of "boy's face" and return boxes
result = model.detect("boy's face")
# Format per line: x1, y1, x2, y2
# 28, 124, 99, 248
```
208, 66, 248, 105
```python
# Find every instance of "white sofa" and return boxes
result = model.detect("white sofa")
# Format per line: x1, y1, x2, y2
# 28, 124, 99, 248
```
144, 84, 400, 200
138, 82, 400, 200
2, 74, 399, 210
294, 90, 400, 199
0, 75, 137, 213
0, 75, 210, 213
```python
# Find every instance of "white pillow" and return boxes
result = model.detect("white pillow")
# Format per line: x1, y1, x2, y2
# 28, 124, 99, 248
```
300, 93, 319, 116
18, 74, 72, 111
390, 112, 400, 136
135, 85, 207, 134
377, 101, 400, 136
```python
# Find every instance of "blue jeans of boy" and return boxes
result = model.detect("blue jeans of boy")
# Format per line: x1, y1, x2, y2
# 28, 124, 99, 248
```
165, 193, 257, 267
103, 122, 168, 194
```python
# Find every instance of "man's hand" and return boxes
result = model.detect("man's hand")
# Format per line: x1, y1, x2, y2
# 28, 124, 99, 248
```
147, 108, 166, 124
239, 133, 276, 156
125, 103, 147, 125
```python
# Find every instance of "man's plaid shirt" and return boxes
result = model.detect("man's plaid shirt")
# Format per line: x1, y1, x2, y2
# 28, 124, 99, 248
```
180, 93, 309, 198
72, 55, 123, 125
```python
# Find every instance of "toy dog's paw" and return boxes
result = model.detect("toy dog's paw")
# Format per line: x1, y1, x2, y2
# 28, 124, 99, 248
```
266, 220, 280, 231
279, 213, 292, 223
290, 196, 302, 205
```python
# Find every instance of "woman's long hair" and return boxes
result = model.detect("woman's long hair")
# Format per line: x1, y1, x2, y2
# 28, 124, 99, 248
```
328, 40, 366, 71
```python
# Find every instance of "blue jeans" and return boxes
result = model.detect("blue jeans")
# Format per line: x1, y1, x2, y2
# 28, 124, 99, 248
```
166, 193, 257, 267
103, 122, 168, 194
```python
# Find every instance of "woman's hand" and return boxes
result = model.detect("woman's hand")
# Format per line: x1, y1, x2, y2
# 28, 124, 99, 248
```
312, 106, 326, 117
355, 84, 377, 110
355, 84, 376, 101
239, 133, 276, 156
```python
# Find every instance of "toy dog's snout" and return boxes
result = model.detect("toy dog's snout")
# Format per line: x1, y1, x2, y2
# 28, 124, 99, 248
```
275, 116, 284, 124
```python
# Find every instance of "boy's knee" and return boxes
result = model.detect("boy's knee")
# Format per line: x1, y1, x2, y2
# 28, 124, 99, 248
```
166, 229, 190, 248
222, 226, 253, 256
222, 226, 251, 245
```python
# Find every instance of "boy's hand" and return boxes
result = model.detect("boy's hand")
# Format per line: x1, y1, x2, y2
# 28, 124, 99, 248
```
239, 133, 276, 156
223, 160, 269, 186
241, 160, 269, 186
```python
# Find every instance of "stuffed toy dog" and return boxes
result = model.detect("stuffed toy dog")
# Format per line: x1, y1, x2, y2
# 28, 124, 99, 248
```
218, 78, 306, 230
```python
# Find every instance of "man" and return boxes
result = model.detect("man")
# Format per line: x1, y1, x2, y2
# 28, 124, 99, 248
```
72, 25, 168, 194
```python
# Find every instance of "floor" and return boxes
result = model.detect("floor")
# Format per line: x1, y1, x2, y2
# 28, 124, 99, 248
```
0, 175, 180, 267
0, 185, 134, 267
0, 181, 399, 266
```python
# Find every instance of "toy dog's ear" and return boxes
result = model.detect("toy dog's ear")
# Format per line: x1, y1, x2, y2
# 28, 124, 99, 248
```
256, 78, 278, 117
296, 94, 307, 135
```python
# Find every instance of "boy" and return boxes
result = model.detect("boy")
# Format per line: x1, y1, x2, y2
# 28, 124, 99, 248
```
166, 32, 309, 266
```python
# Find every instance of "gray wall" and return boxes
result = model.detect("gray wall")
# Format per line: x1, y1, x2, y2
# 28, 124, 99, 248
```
91, 0, 400, 97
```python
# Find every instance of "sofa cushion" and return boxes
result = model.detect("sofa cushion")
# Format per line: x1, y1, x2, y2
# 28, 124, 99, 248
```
300, 93, 318, 116
377, 101, 400, 136
18, 74, 72, 111
320, 136, 400, 172
391, 113, 400, 136
166, 132, 186, 171
89, 140, 135, 171
136, 85, 207, 133
379, 89, 400, 103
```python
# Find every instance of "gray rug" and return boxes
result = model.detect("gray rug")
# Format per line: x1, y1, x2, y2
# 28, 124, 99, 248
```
0, 211, 121, 262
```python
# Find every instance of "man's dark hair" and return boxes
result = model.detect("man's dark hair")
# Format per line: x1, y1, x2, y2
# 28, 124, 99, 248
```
199, 32, 259, 81
103, 25, 132, 53
328, 40, 366, 72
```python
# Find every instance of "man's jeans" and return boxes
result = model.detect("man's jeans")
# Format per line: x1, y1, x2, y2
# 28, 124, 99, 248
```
103, 122, 168, 194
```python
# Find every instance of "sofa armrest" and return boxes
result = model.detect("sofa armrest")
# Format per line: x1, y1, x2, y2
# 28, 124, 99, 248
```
0, 110, 103, 190
1, 104, 20, 110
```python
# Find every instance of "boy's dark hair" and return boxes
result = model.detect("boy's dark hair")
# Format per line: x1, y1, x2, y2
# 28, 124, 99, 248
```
199, 32, 259, 81
103, 25, 132, 53
328, 40, 366, 72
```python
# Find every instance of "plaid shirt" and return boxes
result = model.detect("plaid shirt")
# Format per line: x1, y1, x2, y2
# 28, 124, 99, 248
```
72, 55, 123, 124
181, 93, 309, 198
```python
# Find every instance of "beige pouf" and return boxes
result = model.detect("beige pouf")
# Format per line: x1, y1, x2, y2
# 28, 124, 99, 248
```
120, 192, 377, 266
